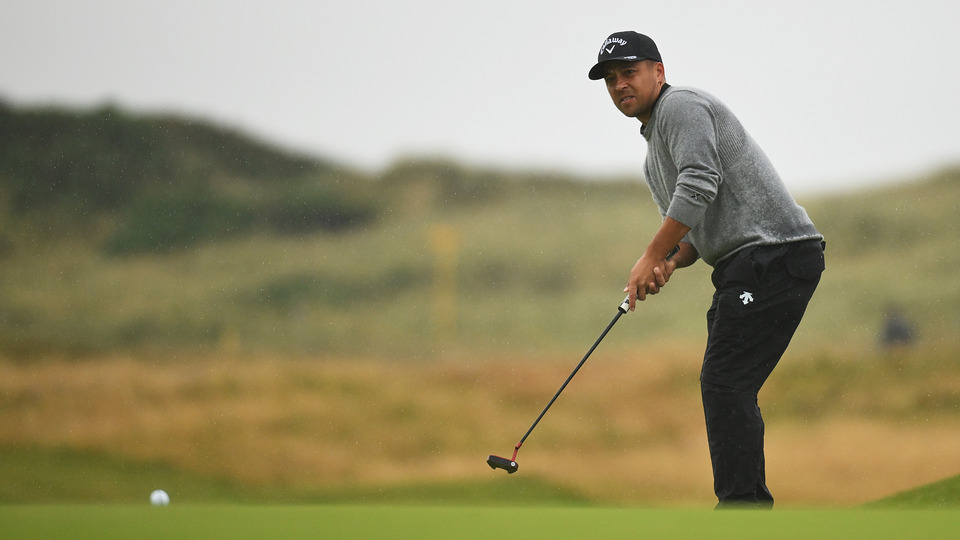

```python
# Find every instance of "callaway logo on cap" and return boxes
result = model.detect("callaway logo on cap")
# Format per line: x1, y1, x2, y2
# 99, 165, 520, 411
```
588, 31, 662, 80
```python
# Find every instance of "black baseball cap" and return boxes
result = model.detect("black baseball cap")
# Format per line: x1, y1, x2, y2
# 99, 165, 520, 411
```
588, 31, 662, 80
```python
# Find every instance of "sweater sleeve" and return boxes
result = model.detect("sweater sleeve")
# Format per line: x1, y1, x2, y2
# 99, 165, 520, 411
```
659, 92, 721, 230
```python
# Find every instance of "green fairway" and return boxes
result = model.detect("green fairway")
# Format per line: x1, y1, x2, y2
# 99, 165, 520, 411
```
3, 505, 960, 539
868, 474, 960, 509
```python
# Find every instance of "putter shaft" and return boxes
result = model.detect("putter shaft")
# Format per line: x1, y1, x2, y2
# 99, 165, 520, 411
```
490, 245, 679, 472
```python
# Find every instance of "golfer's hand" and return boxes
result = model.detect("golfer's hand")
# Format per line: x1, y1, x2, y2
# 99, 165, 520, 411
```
624, 255, 672, 311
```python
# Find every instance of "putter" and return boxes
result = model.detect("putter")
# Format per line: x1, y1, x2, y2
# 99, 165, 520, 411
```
487, 245, 679, 474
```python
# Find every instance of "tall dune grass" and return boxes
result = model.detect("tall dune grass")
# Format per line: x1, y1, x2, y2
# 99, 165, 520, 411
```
2, 168, 957, 359
2, 337, 959, 506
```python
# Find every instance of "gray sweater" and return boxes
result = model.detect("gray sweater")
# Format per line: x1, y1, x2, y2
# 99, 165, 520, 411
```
641, 85, 822, 266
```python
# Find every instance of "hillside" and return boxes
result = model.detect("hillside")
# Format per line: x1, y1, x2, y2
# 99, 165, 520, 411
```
1, 100, 958, 357
0, 99, 336, 209
0, 100, 378, 254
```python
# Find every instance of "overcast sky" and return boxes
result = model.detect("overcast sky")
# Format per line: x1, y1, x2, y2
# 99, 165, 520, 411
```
3, 1, 958, 193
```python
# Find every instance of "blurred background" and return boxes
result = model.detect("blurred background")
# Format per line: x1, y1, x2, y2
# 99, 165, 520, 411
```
1, 0, 958, 508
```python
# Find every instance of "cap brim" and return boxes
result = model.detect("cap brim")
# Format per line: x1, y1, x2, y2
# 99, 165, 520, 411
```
587, 56, 643, 80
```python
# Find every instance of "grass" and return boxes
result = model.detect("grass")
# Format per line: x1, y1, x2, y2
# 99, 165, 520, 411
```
2, 167, 959, 359
868, 474, 960, 509
3, 505, 960, 540
0, 446, 589, 506
4, 103, 960, 526
0, 447, 254, 504
2, 168, 959, 359
1, 167, 959, 511
2, 341, 960, 507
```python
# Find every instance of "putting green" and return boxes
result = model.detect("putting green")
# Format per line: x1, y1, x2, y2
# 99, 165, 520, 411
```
3, 505, 960, 539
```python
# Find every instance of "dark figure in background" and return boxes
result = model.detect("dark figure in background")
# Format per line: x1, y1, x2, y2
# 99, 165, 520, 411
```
880, 306, 914, 348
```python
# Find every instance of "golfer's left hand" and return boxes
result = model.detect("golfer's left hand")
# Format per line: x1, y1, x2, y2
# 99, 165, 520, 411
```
624, 256, 671, 311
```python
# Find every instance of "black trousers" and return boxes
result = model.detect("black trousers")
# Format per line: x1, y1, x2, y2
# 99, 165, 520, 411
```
701, 240, 824, 507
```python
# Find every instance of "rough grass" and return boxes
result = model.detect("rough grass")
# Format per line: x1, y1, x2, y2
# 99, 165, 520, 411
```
2, 339, 959, 507
1, 168, 958, 359
0, 446, 589, 506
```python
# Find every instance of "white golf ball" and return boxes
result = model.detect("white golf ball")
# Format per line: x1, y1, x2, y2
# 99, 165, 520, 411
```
150, 489, 170, 506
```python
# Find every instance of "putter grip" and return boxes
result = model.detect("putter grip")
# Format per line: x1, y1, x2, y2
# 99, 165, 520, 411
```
619, 245, 680, 313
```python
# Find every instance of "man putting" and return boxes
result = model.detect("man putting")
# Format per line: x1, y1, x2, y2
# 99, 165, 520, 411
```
588, 31, 824, 507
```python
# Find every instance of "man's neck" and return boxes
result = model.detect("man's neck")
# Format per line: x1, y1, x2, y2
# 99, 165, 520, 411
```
639, 82, 671, 125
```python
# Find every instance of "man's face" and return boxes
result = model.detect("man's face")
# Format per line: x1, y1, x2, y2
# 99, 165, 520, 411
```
603, 60, 664, 122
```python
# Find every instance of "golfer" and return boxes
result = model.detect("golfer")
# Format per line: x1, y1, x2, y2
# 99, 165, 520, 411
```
588, 31, 824, 507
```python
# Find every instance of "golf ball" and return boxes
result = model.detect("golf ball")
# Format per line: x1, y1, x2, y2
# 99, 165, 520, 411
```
150, 489, 170, 506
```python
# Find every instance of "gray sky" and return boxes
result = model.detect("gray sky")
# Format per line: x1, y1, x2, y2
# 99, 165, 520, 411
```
2, 0, 958, 193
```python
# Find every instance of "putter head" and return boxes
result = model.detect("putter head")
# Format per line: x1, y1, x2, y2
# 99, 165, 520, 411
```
486, 454, 518, 474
